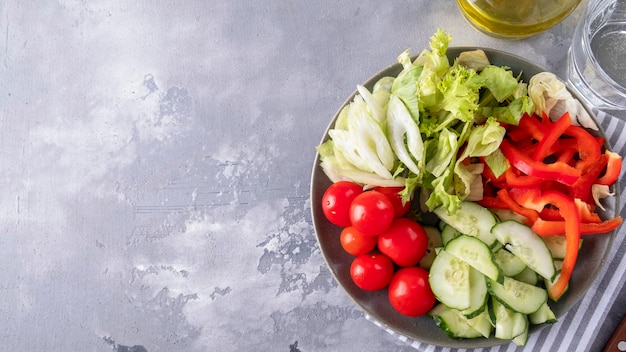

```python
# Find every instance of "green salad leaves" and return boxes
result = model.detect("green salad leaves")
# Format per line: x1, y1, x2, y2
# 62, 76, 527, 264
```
317, 29, 534, 215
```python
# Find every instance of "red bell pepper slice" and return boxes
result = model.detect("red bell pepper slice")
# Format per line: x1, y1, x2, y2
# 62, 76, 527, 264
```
564, 125, 602, 170
530, 190, 580, 301
477, 195, 509, 210
517, 113, 547, 141
597, 151, 622, 186
570, 153, 609, 203
532, 112, 571, 162
555, 144, 578, 165
504, 168, 544, 188
541, 199, 601, 223
507, 186, 543, 212
500, 140, 581, 186
574, 199, 602, 223
532, 216, 623, 236
496, 189, 539, 224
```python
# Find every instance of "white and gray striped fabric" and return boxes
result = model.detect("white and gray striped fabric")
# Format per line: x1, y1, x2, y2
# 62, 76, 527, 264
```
368, 111, 626, 352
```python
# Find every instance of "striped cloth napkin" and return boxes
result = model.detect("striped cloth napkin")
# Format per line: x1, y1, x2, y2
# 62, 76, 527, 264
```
367, 110, 626, 352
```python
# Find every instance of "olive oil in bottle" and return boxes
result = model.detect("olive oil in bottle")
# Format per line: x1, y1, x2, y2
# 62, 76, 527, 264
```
456, 0, 582, 39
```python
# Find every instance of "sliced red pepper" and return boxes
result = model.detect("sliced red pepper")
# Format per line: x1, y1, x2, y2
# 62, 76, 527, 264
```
532, 112, 571, 162
564, 125, 602, 170
574, 198, 602, 223
555, 143, 578, 165
477, 195, 509, 209
517, 113, 547, 141
529, 190, 580, 301
504, 168, 544, 188
500, 140, 581, 186
507, 186, 543, 212
597, 151, 622, 186
570, 153, 609, 202
532, 216, 623, 236
496, 189, 539, 224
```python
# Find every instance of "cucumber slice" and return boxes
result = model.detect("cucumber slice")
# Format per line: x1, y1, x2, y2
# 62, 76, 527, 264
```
428, 302, 448, 317
542, 235, 567, 259
513, 266, 539, 286
461, 267, 489, 318
441, 224, 461, 246
445, 235, 503, 283
492, 208, 528, 224
542, 235, 584, 259
492, 297, 528, 341
429, 249, 471, 310
491, 220, 556, 282
529, 301, 557, 325
420, 225, 442, 270
466, 308, 494, 339
544, 263, 569, 300
512, 319, 529, 346
434, 201, 498, 248
432, 305, 483, 339
494, 248, 526, 277
487, 276, 548, 314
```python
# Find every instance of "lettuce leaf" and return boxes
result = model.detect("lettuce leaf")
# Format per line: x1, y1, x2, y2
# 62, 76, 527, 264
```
480, 65, 520, 102
317, 29, 546, 215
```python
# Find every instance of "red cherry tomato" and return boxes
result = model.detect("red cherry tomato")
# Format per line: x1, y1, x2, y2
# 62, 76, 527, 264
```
388, 266, 436, 317
373, 186, 411, 218
321, 181, 363, 227
340, 226, 378, 256
349, 253, 395, 291
349, 191, 394, 236
377, 218, 429, 267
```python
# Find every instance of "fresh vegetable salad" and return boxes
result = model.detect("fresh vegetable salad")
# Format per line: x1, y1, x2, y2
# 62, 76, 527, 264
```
316, 29, 623, 346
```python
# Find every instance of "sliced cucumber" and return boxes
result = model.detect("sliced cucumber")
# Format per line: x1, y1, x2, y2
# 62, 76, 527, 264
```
420, 225, 442, 270
445, 235, 503, 283
513, 266, 539, 286
431, 304, 483, 339
466, 309, 493, 338
434, 201, 498, 248
542, 235, 567, 259
492, 297, 528, 341
487, 276, 547, 314
512, 320, 529, 347
429, 249, 471, 310
494, 248, 526, 277
544, 263, 569, 300
491, 220, 556, 282
492, 208, 528, 224
461, 267, 489, 319
529, 302, 557, 325
441, 224, 461, 246
542, 235, 584, 259
428, 302, 448, 317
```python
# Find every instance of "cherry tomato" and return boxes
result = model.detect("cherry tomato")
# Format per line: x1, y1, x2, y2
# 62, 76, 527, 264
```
340, 226, 378, 256
349, 190, 394, 236
321, 181, 363, 227
388, 266, 436, 317
377, 218, 428, 267
373, 186, 411, 218
349, 253, 394, 291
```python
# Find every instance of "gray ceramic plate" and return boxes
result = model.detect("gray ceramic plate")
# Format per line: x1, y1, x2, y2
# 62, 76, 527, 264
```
310, 47, 619, 348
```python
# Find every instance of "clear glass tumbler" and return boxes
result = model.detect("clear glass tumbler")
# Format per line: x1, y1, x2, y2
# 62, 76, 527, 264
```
456, 0, 583, 39
567, 0, 626, 110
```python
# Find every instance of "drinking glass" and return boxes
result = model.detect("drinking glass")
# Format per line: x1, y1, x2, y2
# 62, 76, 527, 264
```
567, 0, 626, 110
